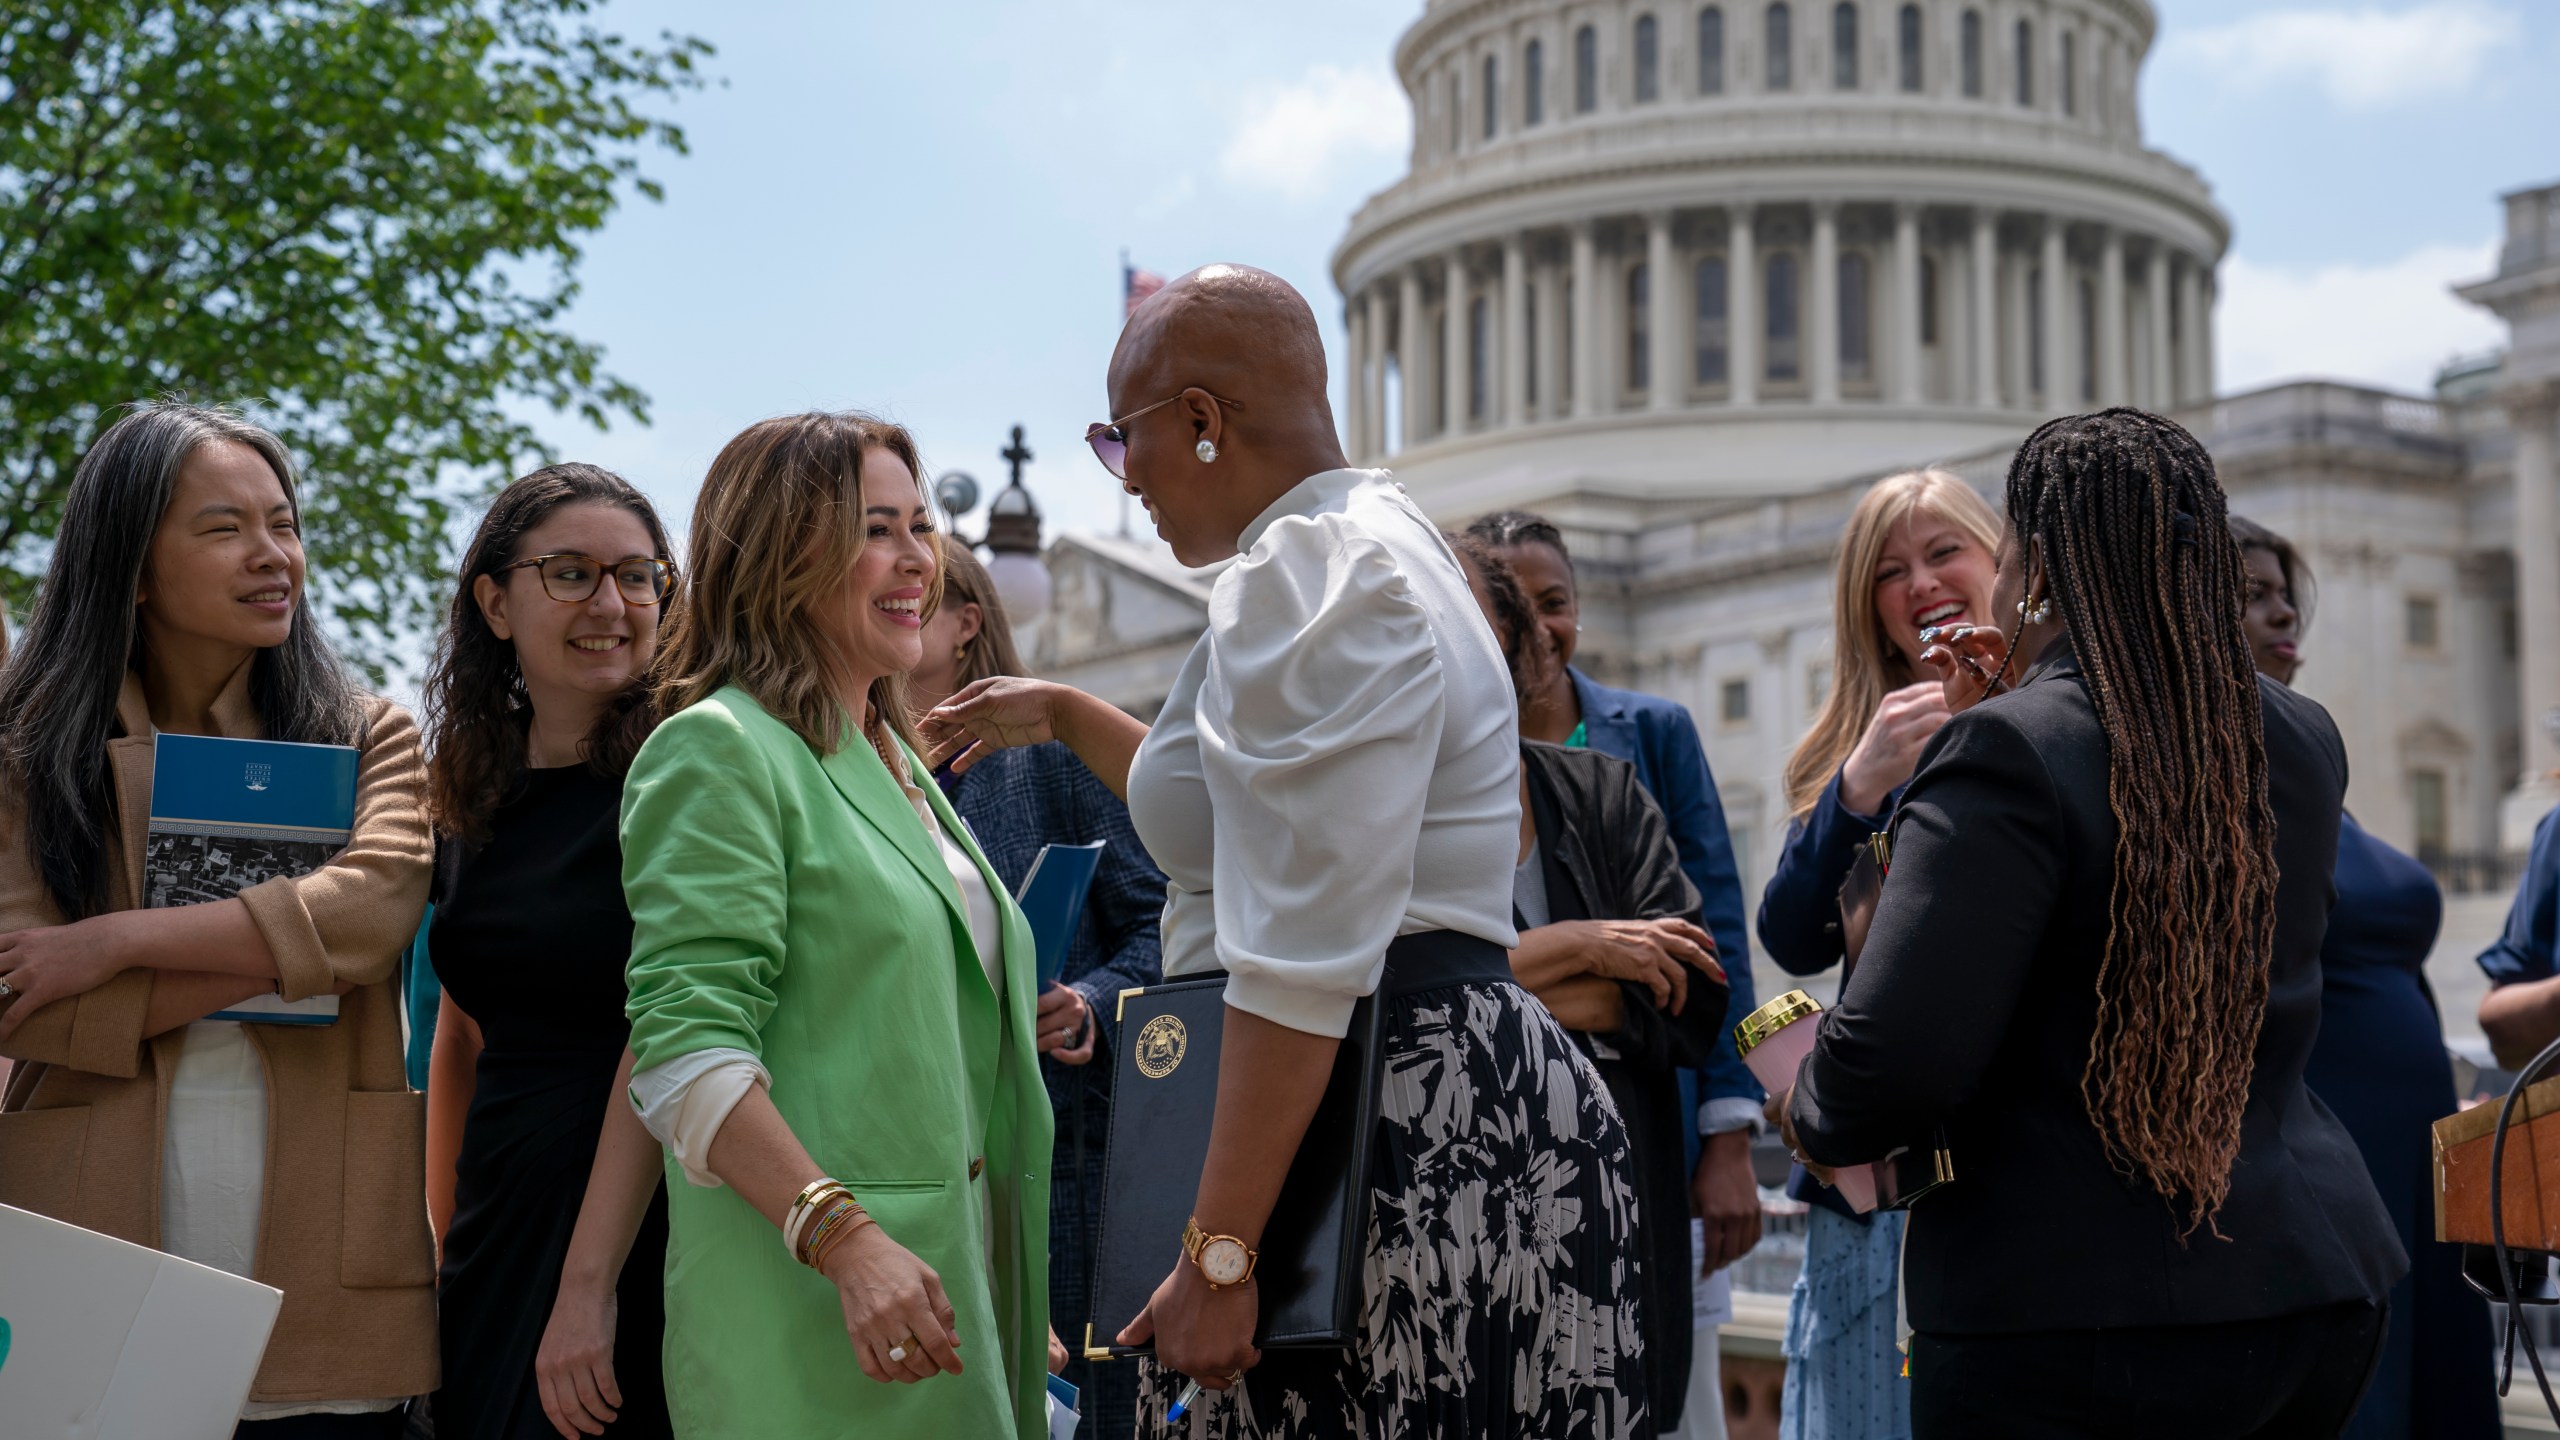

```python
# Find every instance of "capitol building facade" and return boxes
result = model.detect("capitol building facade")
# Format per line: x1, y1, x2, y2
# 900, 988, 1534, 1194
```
1038, 0, 2560, 927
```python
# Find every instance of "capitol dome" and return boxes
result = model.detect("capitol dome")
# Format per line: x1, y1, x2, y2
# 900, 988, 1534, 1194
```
1332, 0, 2229, 509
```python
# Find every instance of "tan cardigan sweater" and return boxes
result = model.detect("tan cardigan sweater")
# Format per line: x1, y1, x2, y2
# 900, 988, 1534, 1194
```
0, 669, 437, 1403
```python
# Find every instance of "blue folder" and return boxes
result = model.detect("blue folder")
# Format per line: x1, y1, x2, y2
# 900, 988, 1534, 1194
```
1015, 841, 1106, 988
148, 734, 359, 1023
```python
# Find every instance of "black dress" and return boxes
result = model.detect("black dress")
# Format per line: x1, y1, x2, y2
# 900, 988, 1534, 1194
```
432, 765, 671, 1440
1517, 740, 1728, 1430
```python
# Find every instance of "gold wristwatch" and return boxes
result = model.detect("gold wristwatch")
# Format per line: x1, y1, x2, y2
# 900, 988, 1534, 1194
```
1181, 1217, 1259, 1289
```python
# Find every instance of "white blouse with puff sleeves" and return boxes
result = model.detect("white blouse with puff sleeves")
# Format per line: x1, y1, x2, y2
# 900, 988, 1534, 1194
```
1126, 468, 1522, 1038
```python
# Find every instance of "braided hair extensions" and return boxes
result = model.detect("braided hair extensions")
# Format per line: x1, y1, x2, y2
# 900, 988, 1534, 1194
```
2004, 408, 2279, 1237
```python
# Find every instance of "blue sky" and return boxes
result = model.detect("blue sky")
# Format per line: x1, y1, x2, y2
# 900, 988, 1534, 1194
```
528, 0, 2560, 549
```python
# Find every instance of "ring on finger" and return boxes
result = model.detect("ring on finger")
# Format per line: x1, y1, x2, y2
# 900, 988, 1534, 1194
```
887, 1333, 918, 1364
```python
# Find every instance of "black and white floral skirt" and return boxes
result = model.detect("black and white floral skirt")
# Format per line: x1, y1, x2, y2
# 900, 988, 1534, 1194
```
1137, 978, 1651, 1440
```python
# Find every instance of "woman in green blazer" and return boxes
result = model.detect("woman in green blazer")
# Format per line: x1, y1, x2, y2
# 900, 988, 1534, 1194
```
618, 412, 1052, 1438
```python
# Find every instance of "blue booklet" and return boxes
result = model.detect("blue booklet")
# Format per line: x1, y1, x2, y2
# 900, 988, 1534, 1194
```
147, 734, 360, 1024
1014, 841, 1106, 988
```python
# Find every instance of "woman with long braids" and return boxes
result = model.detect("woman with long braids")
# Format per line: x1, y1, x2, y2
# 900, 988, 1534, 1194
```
1770, 409, 2404, 1436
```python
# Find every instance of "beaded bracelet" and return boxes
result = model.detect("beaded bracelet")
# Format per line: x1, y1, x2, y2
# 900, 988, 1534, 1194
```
784, 1179, 853, 1261
808, 1207, 879, 1273
796, 1193, 868, 1270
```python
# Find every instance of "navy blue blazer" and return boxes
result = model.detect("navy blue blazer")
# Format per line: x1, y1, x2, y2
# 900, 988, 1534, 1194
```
1570, 668, 1760, 1172
1758, 767, 1905, 979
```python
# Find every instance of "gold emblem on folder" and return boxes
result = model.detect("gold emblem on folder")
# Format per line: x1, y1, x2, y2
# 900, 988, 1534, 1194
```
1134, 1013, 1187, 1079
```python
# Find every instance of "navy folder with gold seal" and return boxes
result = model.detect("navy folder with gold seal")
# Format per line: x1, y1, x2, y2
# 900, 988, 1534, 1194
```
1084, 975, 1385, 1361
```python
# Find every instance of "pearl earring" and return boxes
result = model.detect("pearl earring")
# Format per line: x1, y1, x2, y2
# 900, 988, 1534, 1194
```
1195, 438, 1218, 464
2017, 596, 2053, 625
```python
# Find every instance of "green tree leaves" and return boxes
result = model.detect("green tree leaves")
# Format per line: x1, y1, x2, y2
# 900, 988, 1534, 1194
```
0, 0, 709, 670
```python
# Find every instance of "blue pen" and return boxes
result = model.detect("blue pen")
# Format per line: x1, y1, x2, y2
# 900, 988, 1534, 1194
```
1165, 1378, 1206, 1423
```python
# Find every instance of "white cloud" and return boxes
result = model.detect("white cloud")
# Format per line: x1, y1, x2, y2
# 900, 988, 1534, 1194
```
2216, 238, 2505, 394
2167, 2, 2521, 109
1217, 63, 1410, 201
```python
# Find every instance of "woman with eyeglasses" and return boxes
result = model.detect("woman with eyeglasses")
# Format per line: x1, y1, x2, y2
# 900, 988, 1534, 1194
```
1772, 411, 2405, 1437
927, 265, 1644, 1438
420, 465, 679, 1439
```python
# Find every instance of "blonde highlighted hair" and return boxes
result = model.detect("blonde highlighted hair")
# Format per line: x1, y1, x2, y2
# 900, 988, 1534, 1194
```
1782, 467, 2003, 818
653, 411, 942, 759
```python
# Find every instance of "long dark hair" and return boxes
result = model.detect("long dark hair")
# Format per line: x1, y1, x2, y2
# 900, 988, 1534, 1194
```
2006, 407, 2278, 1235
0, 402, 365, 920
422, 463, 673, 844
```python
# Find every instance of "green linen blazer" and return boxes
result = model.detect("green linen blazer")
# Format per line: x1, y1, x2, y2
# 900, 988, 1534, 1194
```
621, 685, 1052, 1439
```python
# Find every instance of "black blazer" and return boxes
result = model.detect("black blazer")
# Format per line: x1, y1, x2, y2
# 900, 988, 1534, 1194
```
1789, 644, 2407, 1334
1520, 739, 1726, 1426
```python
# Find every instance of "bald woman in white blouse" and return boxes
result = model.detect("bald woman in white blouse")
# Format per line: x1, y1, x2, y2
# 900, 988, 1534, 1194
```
923, 265, 1651, 1440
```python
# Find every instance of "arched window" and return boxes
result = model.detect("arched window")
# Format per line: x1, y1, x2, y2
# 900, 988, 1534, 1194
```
2077, 276, 2096, 401
1470, 294, 1492, 419
1766, 3, 1793, 90
1635, 15, 1661, 101
1766, 251, 1801, 381
1483, 54, 1500, 139
1525, 281, 1541, 405
1961, 9, 1983, 96
1695, 255, 1730, 384
1898, 4, 1923, 91
1833, 1, 1858, 89
2015, 18, 2034, 105
1449, 68, 1463, 150
1699, 6, 1726, 93
1628, 262, 1652, 391
1840, 251, 1872, 381
2027, 265, 2045, 394
1919, 253, 1940, 345
1526, 38, 1546, 124
2061, 30, 2076, 115
1575, 25, 1599, 112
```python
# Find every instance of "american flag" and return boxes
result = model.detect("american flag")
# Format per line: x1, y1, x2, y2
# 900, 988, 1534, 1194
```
1123, 259, 1166, 320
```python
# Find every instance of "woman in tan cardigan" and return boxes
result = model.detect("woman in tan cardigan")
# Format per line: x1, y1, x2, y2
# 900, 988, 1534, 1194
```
0, 403, 435, 1435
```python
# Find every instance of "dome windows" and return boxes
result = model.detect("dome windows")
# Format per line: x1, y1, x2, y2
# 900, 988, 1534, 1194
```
1575, 25, 1599, 113
1525, 38, 1546, 125
1961, 9, 1983, 97
1635, 14, 1661, 103
1899, 4, 1923, 92
1699, 7, 1725, 94
1766, 3, 1793, 91
1483, 54, 1499, 139
1832, 2, 1858, 90
2015, 18, 2034, 106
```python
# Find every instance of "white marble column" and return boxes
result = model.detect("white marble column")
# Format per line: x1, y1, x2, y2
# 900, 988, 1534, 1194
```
1444, 250, 1468, 437
1971, 209, 2000, 408
1811, 201, 1841, 404
2199, 270, 2218, 401
1344, 299, 1369, 458
1536, 254, 1566, 420
2175, 258, 2205, 407
2145, 246, 2173, 410
1647, 211, 1679, 411
1893, 204, 1924, 405
1728, 205, 1759, 407
2040, 220, 2069, 407
2097, 227, 2126, 406
1502, 236, 1530, 426
2514, 386, 2560, 778
1571, 222, 1599, 419
1398, 266, 1425, 450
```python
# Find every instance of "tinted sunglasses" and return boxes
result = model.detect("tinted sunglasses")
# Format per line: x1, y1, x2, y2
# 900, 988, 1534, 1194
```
1084, 390, 1246, 480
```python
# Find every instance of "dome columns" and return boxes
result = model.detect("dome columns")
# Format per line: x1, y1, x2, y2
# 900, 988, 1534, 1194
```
1338, 200, 2223, 464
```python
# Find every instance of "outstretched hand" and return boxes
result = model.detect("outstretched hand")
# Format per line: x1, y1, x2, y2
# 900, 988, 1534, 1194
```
919, 677, 1067, 775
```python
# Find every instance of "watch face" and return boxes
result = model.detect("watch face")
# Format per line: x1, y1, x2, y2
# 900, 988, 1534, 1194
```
1201, 1238, 1250, 1286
